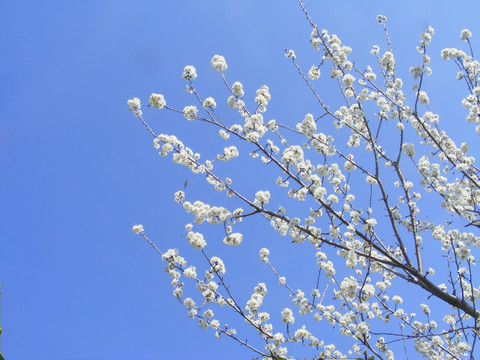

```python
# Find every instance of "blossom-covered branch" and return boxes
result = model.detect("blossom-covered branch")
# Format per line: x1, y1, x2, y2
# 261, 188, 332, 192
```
128, 1, 480, 358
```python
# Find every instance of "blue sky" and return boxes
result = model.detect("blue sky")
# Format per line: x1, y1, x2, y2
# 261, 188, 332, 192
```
1, 1, 480, 359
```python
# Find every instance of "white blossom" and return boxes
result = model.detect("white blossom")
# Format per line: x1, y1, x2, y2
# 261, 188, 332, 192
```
223, 233, 243, 246
308, 65, 321, 80
460, 29, 472, 41
186, 231, 206, 249
285, 49, 296, 59
183, 105, 198, 121
127, 97, 142, 117
184, 266, 197, 278
402, 142, 415, 157
182, 65, 197, 81
281, 308, 295, 324
259, 248, 269, 262
149, 93, 166, 110
174, 191, 185, 203
376, 14, 387, 23
418, 91, 429, 105
132, 224, 144, 234
342, 74, 355, 88
366, 175, 378, 185
254, 190, 271, 205
232, 81, 244, 96
203, 97, 216, 108
211, 54, 227, 71
381, 51, 395, 71
392, 295, 403, 304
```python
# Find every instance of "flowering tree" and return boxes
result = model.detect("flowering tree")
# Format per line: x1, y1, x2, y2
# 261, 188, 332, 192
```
127, 1, 480, 359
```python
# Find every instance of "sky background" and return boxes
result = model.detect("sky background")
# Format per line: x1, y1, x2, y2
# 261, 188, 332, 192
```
1, 1, 480, 359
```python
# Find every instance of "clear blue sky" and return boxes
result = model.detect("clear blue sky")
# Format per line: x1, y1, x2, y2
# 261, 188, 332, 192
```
1, 1, 479, 359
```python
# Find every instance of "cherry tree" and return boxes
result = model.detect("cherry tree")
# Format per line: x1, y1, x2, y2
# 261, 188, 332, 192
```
127, 1, 479, 359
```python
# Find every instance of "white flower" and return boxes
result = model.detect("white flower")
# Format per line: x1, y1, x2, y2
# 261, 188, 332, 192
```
225, 328, 236, 336
281, 308, 295, 324
203, 309, 214, 319
184, 266, 197, 278
203, 97, 216, 109
149, 93, 166, 109
330, 68, 342, 78
132, 224, 144, 234
219, 129, 230, 140
460, 29, 472, 41
127, 97, 141, 111
376, 14, 387, 24
410, 65, 424, 80
381, 51, 395, 71
232, 82, 244, 96
293, 325, 311, 341
186, 231, 207, 249
443, 314, 456, 326
273, 332, 285, 346
183, 105, 198, 121
211, 54, 227, 71
223, 233, 243, 246
354, 321, 370, 340
227, 95, 236, 108
311, 37, 321, 50
173, 287, 183, 299
255, 190, 271, 205
392, 295, 403, 304
308, 65, 321, 80
402, 143, 415, 157
210, 256, 226, 275
255, 85, 271, 112
342, 74, 355, 88
418, 91, 429, 105
376, 338, 387, 353
174, 191, 185, 203
182, 65, 197, 81
197, 319, 208, 329
320, 260, 336, 277
127, 97, 142, 116
221, 145, 239, 161
338, 276, 359, 301
344, 159, 357, 172
420, 303, 430, 315
162, 248, 178, 262
298, 113, 316, 138
364, 218, 377, 233
327, 194, 339, 203
394, 309, 404, 318
285, 49, 296, 59
366, 175, 378, 185
259, 248, 270, 262
365, 71, 376, 81
184, 297, 196, 309
210, 319, 220, 329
